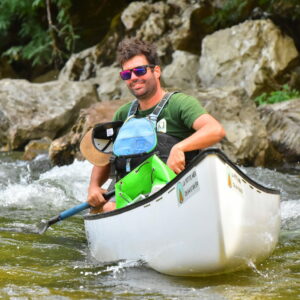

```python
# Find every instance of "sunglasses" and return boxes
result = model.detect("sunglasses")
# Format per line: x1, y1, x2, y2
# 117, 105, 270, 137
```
120, 64, 155, 80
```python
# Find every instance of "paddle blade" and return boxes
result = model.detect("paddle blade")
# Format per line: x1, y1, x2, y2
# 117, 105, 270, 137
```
37, 220, 49, 234
37, 216, 60, 234
38, 190, 115, 234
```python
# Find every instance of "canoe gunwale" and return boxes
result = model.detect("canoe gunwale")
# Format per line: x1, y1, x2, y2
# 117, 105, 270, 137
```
84, 148, 280, 221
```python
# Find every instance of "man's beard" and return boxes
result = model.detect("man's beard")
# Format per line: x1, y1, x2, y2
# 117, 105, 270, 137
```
128, 79, 157, 100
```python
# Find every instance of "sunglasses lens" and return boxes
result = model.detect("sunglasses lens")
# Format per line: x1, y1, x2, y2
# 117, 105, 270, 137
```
133, 66, 147, 76
120, 65, 153, 80
120, 70, 131, 80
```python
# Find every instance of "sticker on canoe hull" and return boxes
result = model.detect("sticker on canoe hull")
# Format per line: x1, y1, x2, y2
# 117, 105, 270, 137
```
227, 167, 243, 194
177, 182, 185, 204
176, 169, 200, 204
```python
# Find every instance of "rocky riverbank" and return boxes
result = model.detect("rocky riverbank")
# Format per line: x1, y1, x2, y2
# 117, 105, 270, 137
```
1, 1, 300, 167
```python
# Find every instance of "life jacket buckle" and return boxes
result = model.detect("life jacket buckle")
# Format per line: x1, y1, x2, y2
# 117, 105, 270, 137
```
125, 158, 131, 173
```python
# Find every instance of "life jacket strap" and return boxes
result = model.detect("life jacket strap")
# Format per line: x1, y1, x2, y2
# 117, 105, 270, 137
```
148, 92, 176, 125
127, 92, 177, 125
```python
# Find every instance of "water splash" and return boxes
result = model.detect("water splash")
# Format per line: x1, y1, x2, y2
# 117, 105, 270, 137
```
244, 166, 300, 201
105, 260, 144, 278
0, 158, 93, 210
281, 200, 300, 230
78, 260, 143, 277
247, 260, 269, 278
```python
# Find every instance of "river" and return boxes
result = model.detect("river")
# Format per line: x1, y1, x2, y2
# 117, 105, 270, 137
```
0, 152, 299, 299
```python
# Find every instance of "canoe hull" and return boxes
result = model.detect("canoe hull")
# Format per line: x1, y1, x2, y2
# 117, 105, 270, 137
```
84, 149, 280, 276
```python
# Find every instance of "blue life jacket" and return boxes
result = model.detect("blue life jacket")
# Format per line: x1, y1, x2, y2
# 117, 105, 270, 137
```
112, 92, 198, 179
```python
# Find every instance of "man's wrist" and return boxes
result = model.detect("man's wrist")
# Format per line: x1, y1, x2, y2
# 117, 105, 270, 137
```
173, 143, 185, 152
88, 183, 99, 192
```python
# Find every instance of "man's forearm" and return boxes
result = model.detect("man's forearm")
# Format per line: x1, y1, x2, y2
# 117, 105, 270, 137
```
89, 164, 111, 190
176, 119, 225, 153
175, 125, 225, 153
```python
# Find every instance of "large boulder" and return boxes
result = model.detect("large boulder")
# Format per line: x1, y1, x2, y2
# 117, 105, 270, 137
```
89, 66, 131, 101
189, 87, 268, 165
258, 99, 300, 163
162, 50, 200, 90
23, 137, 52, 160
0, 79, 98, 150
198, 19, 299, 97
118, 0, 212, 59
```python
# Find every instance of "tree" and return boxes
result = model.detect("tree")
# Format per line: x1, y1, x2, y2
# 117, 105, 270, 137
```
0, 0, 78, 68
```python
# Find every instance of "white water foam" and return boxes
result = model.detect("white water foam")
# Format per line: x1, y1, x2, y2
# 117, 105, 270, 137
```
0, 159, 93, 209
280, 200, 300, 230
281, 200, 300, 220
39, 159, 93, 203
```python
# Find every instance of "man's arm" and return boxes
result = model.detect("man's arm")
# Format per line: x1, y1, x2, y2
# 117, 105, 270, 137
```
167, 114, 225, 174
87, 163, 111, 207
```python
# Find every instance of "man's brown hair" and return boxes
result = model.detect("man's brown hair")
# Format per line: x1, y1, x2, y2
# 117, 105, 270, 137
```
117, 38, 160, 68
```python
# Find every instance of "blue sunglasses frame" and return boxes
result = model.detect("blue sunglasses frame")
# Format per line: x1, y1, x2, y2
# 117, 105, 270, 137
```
120, 65, 155, 80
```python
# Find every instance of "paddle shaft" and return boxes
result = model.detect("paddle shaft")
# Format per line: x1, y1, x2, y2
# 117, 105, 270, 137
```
42, 190, 115, 231
47, 202, 90, 227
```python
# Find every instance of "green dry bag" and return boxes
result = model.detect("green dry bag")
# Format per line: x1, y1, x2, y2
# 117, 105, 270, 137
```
115, 154, 176, 209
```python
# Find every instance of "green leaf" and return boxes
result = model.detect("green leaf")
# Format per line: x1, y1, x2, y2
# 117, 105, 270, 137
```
254, 85, 300, 106
0, 0, 79, 67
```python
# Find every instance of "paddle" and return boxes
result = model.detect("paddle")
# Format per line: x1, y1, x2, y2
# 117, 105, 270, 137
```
37, 190, 115, 234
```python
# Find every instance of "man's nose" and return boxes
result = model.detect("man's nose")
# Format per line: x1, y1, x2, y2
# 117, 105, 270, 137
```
130, 71, 139, 80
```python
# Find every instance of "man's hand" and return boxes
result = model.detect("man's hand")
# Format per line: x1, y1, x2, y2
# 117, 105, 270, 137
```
167, 145, 186, 174
87, 185, 108, 208
166, 114, 225, 174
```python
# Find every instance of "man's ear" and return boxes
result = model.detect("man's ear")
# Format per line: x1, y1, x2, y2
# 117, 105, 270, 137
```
154, 65, 161, 79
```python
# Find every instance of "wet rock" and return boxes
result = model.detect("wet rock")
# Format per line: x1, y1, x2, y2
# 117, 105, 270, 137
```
198, 19, 299, 97
0, 110, 10, 150
23, 137, 52, 160
0, 79, 98, 150
258, 99, 300, 163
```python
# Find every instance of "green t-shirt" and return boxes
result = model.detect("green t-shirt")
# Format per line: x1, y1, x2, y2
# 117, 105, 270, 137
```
113, 92, 206, 140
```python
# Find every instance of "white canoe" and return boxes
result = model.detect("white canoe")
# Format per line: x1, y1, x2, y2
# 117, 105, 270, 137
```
84, 149, 281, 277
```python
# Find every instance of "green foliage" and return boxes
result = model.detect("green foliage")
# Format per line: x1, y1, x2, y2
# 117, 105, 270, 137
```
254, 85, 300, 105
204, 0, 248, 29
204, 0, 300, 31
0, 0, 78, 67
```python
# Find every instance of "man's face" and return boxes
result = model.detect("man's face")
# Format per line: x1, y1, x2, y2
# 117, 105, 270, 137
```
121, 55, 160, 100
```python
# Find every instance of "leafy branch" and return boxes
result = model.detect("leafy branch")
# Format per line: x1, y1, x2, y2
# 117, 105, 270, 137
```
254, 84, 300, 106
0, 0, 79, 68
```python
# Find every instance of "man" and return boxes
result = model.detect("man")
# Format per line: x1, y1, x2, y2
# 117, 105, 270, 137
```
87, 38, 225, 212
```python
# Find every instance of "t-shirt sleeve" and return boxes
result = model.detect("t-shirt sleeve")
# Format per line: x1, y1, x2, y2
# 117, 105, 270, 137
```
112, 102, 131, 121
171, 93, 207, 129
112, 110, 121, 121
